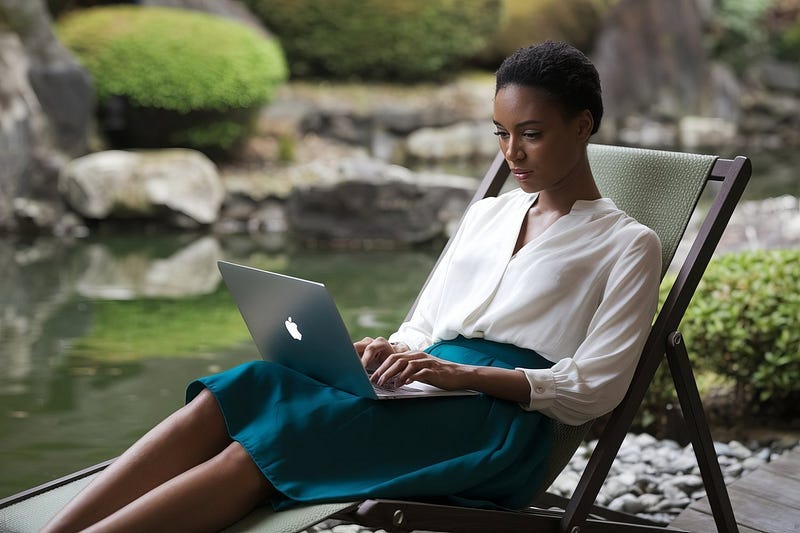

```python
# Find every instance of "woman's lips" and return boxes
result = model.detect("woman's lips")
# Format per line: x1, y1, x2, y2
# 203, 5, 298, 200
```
512, 168, 533, 178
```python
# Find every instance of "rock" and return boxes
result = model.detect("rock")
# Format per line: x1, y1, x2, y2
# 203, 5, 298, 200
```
0, 0, 93, 232
284, 157, 475, 244
593, 0, 709, 121
758, 60, 800, 93
59, 149, 225, 226
679, 116, 738, 151
406, 122, 498, 161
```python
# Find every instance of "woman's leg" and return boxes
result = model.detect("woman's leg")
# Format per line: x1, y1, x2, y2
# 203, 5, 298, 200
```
43, 389, 232, 532
83, 441, 274, 533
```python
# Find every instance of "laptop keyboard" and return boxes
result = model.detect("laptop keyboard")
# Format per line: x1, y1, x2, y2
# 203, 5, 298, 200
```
372, 382, 423, 395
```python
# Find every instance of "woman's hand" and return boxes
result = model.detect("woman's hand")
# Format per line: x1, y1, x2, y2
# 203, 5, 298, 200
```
355, 337, 534, 403
354, 337, 401, 372
369, 350, 470, 391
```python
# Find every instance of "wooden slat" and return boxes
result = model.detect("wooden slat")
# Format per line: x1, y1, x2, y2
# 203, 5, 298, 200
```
670, 508, 762, 533
671, 448, 800, 533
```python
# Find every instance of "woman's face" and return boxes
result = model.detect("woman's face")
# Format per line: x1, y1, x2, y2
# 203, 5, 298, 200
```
492, 84, 593, 195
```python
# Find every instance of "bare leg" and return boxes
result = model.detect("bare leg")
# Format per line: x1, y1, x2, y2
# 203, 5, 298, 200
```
83, 441, 274, 533
43, 389, 231, 532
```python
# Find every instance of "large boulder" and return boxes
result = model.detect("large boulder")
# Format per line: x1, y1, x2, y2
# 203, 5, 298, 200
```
59, 149, 225, 227
592, 0, 709, 122
0, 0, 94, 232
285, 157, 475, 244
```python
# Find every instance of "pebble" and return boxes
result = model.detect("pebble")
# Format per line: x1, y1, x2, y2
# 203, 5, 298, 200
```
305, 433, 799, 532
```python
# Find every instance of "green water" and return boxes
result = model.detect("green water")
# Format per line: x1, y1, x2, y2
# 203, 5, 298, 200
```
0, 235, 440, 498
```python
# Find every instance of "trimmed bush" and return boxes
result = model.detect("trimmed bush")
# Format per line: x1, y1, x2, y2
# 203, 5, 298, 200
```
680, 249, 800, 409
56, 5, 288, 155
241, 0, 501, 81
475, 0, 617, 66
637, 249, 800, 432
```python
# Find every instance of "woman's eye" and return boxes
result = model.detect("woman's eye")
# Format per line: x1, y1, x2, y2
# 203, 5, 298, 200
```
523, 131, 541, 139
493, 130, 509, 138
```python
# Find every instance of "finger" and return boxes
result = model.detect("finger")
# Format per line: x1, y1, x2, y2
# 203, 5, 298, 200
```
370, 353, 407, 384
353, 337, 374, 356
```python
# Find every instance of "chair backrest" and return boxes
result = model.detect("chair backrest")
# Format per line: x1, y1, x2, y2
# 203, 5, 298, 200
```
536, 144, 717, 496
587, 144, 715, 277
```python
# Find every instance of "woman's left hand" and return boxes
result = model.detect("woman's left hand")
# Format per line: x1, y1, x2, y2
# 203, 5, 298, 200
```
369, 350, 471, 391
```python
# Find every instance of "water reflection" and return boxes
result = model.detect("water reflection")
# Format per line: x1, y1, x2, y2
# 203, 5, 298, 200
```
0, 235, 439, 497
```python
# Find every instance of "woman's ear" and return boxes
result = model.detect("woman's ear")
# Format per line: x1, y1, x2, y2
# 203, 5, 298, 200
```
576, 109, 594, 142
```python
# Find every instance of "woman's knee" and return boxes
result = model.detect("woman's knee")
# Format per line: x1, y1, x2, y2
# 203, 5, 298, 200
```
178, 389, 227, 436
216, 442, 273, 498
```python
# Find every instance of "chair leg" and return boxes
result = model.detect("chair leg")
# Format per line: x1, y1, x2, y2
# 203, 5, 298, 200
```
666, 331, 738, 533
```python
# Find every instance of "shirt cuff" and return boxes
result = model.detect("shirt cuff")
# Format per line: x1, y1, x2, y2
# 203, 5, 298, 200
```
515, 367, 557, 411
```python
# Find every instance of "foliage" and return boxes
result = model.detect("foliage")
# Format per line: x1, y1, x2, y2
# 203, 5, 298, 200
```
475, 0, 617, 67
636, 249, 800, 431
708, 0, 800, 70
56, 5, 288, 154
680, 249, 800, 409
241, 0, 501, 81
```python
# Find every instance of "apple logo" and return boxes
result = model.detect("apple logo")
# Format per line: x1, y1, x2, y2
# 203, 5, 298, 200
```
284, 316, 302, 340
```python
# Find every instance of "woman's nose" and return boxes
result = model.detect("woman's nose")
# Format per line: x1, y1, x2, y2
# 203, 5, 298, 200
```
504, 138, 524, 161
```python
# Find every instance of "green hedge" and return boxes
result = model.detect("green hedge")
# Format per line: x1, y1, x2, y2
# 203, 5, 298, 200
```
241, 0, 501, 81
56, 5, 288, 154
637, 249, 800, 431
681, 249, 800, 406
475, 0, 616, 66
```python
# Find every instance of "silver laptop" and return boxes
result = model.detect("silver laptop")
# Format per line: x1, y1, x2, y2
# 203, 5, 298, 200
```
218, 260, 478, 400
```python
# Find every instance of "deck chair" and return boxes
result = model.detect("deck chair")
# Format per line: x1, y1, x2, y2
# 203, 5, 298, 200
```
0, 144, 751, 533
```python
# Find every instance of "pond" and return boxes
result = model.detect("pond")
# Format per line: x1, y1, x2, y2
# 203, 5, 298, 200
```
0, 235, 441, 498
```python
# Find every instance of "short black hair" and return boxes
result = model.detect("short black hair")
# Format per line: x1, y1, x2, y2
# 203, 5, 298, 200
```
495, 41, 603, 135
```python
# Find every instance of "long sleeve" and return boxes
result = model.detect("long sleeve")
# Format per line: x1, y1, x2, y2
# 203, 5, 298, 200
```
516, 229, 662, 425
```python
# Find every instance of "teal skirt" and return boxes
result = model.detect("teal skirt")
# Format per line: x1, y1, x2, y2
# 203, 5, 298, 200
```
186, 336, 554, 510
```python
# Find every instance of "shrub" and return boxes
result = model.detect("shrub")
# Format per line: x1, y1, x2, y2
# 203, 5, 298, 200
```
680, 249, 800, 410
241, 0, 501, 81
474, 0, 617, 67
634, 249, 800, 431
56, 5, 288, 155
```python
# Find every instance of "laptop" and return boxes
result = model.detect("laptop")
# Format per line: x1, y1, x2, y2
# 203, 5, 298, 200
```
217, 260, 478, 400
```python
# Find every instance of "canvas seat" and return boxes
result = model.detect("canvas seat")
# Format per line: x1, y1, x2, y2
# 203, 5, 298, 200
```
0, 144, 751, 533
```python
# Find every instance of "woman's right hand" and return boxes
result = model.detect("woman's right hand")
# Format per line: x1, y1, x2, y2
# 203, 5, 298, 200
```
354, 336, 404, 371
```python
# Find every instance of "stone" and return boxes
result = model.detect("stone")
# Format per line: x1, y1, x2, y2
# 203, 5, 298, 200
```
59, 149, 225, 226
284, 157, 474, 244
405, 122, 498, 161
593, 0, 709, 121
0, 0, 93, 232
759, 60, 800, 93
679, 116, 738, 151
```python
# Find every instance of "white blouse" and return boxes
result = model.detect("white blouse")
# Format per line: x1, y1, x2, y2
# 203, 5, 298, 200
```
389, 188, 662, 425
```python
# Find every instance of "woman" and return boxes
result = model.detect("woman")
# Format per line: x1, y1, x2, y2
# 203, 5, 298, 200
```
44, 41, 661, 532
